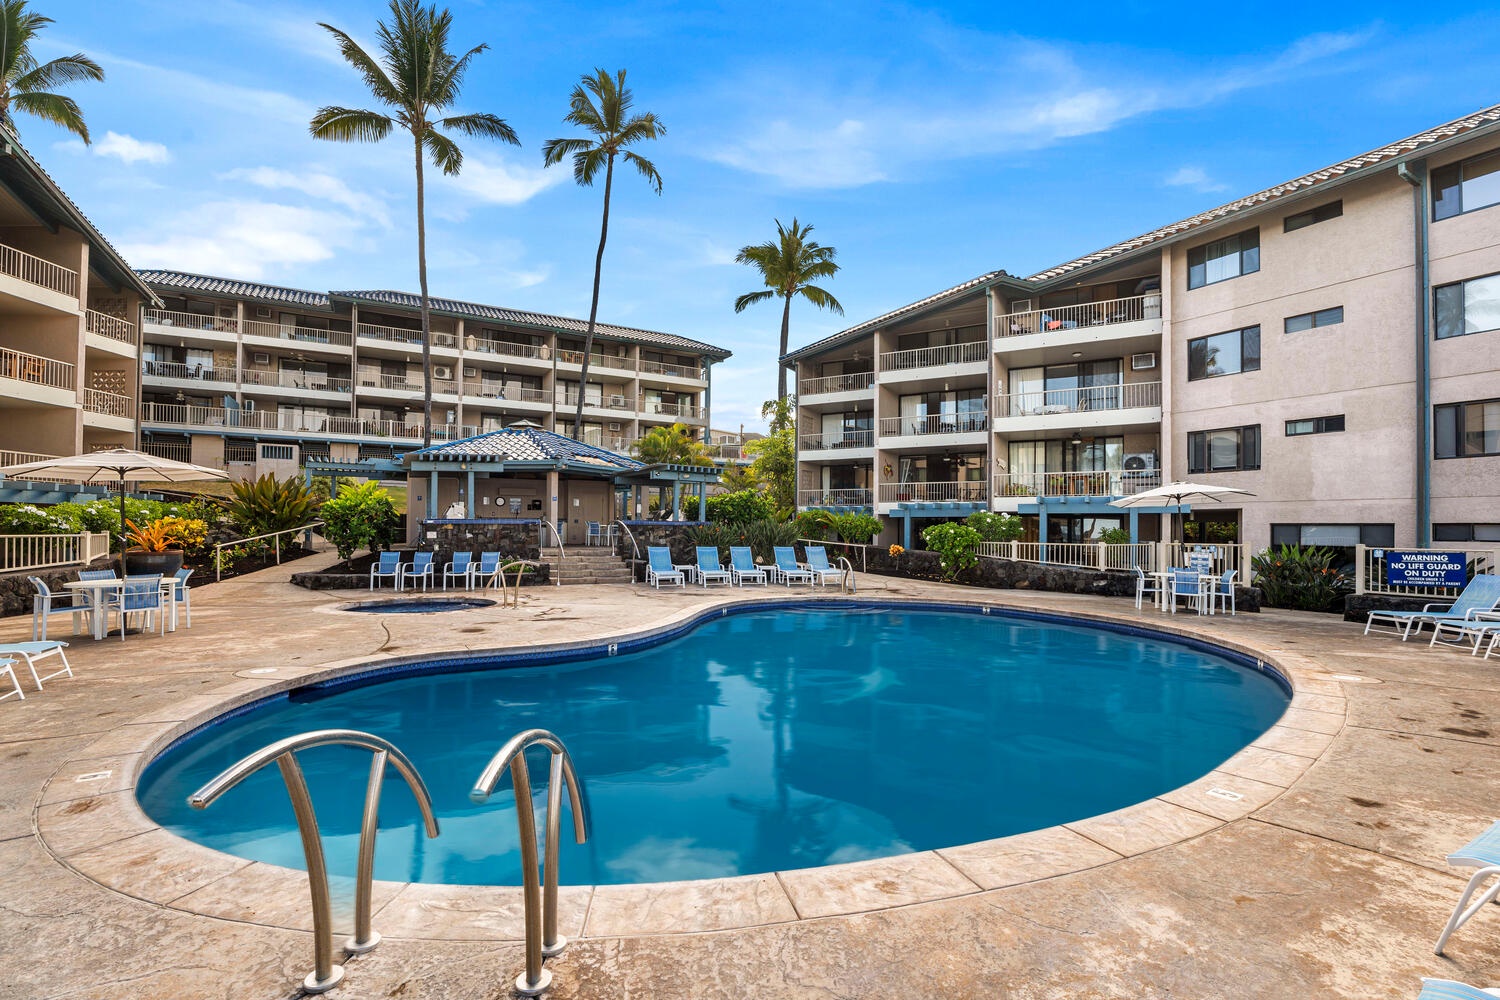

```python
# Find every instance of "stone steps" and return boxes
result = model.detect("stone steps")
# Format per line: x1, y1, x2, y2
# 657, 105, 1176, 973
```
539, 548, 635, 585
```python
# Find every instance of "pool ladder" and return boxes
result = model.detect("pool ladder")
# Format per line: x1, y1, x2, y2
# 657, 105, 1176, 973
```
190, 727, 589, 996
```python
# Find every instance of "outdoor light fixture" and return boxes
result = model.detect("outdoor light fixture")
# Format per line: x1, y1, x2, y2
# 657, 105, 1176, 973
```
1071, 351, 1083, 358
1070, 430, 1083, 446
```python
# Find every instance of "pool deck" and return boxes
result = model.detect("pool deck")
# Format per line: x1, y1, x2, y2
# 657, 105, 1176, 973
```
3, 552, 1499, 999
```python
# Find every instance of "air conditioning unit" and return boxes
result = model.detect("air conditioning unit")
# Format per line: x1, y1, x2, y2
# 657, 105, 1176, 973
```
241, 399, 255, 412
463, 366, 478, 378
1123, 452, 1157, 472
607, 422, 622, 432
251, 352, 270, 365
1131, 352, 1157, 370
433, 365, 453, 380
255, 306, 273, 319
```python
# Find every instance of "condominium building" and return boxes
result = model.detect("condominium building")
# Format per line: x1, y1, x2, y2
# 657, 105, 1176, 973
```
0, 137, 155, 469
785, 105, 1500, 551
135, 271, 730, 474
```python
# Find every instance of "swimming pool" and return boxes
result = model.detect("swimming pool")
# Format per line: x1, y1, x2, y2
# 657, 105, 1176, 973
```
138, 603, 1289, 886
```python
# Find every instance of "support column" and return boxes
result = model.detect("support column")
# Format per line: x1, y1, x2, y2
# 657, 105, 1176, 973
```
1129, 509, 1139, 544
1038, 506, 1049, 562
671, 479, 681, 521
466, 468, 475, 517
696, 483, 707, 521
902, 513, 912, 550
427, 468, 438, 520
546, 469, 560, 541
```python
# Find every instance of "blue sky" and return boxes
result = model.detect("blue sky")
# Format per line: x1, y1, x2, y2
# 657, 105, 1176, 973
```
29, 0, 1500, 430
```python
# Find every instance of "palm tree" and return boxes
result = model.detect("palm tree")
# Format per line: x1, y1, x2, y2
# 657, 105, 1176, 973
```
542, 68, 665, 440
734, 219, 843, 401
0, 0, 103, 143
310, 0, 518, 447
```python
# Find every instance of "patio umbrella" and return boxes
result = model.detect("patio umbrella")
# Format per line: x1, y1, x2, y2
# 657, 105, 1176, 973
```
1109, 480, 1256, 543
0, 448, 229, 572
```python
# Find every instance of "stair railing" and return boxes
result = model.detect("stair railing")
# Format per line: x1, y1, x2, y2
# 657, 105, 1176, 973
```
835, 554, 857, 594
495, 558, 540, 606
539, 520, 565, 587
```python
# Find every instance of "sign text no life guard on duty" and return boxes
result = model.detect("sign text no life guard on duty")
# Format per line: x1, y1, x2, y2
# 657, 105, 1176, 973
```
1383, 550, 1467, 588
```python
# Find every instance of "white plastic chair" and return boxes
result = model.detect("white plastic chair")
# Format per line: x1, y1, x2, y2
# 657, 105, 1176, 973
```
107, 575, 166, 640
1133, 566, 1162, 611
369, 552, 401, 591
1168, 569, 1208, 615
1436, 821, 1500, 956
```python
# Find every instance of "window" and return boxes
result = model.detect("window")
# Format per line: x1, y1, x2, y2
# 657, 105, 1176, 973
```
1188, 326, 1261, 380
1286, 415, 1345, 436
1435, 398, 1500, 458
1433, 524, 1500, 543
1269, 523, 1394, 547
1433, 149, 1500, 221
1187, 426, 1260, 473
1187, 228, 1259, 289
1434, 273, 1500, 340
1284, 306, 1344, 333
1284, 200, 1342, 232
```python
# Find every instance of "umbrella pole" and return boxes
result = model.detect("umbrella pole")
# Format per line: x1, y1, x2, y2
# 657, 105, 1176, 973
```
118, 471, 128, 578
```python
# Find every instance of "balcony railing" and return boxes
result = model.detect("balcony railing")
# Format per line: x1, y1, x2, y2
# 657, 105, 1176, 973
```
0, 345, 74, 390
556, 349, 636, 373
142, 308, 238, 334
878, 481, 988, 503
464, 384, 551, 404
0, 449, 59, 468
994, 381, 1162, 417
242, 318, 353, 348
83, 388, 132, 418
557, 391, 635, 411
86, 310, 135, 345
356, 322, 425, 345
241, 369, 353, 393
993, 470, 1163, 498
143, 360, 238, 384
0, 241, 78, 297
357, 371, 421, 393
799, 372, 874, 395
878, 412, 988, 437
799, 488, 873, 508
142, 440, 192, 463
141, 402, 479, 441
639, 358, 706, 380
997, 293, 1162, 339
467, 339, 551, 362
641, 398, 703, 419
879, 340, 987, 372
798, 430, 874, 450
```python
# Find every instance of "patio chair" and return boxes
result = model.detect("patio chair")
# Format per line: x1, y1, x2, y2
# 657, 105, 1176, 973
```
1429, 613, 1500, 654
107, 575, 166, 640
1417, 979, 1500, 999
28, 577, 86, 642
1435, 820, 1500, 956
586, 521, 603, 546
1212, 569, 1238, 616
645, 546, 684, 589
1133, 566, 1162, 611
172, 568, 194, 629
1366, 575, 1500, 640
0, 658, 22, 702
442, 551, 475, 590
471, 551, 502, 589
804, 546, 846, 587
771, 546, 815, 587
369, 551, 401, 591
1167, 569, 1208, 615
0, 641, 73, 691
729, 546, 767, 587
695, 546, 732, 588
402, 552, 436, 592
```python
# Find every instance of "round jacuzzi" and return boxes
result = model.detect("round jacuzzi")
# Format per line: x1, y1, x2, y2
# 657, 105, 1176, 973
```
343, 597, 497, 614
138, 603, 1289, 885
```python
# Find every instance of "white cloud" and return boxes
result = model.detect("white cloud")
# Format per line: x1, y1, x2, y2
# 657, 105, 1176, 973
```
1164, 166, 1229, 193
94, 131, 170, 165
439, 155, 566, 207
709, 119, 887, 189
220, 167, 390, 227
119, 200, 370, 279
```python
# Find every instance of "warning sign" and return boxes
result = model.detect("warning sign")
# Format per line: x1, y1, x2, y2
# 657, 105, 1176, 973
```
1385, 551, 1467, 588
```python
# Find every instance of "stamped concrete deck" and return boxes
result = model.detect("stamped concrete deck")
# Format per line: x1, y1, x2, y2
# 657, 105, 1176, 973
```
2, 554, 1499, 999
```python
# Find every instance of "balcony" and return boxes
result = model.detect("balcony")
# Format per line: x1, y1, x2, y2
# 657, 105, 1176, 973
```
241, 369, 354, 396
85, 310, 136, 349
798, 488, 873, 509
356, 371, 458, 397
356, 322, 430, 350
1, 345, 74, 395
556, 391, 635, 412
466, 339, 552, 365
878, 481, 988, 504
640, 398, 704, 421
638, 357, 706, 382
993, 381, 1162, 433
995, 293, 1162, 358
462, 383, 551, 408
242, 318, 353, 350
993, 470, 1163, 500
799, 371, 874, 396
877, 412, 988, 447
798, 430, 874, 457
557, 349, 638, 374
140, 402, 479, 443
878, 341, 988, 384
142, 308, 238, 335
0, 241, 78, 299
142, 360, 239, 389
82, 388, 133, 419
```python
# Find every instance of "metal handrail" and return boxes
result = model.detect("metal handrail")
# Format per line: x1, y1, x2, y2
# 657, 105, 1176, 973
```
470, 729, 590, 997
189, 730, 440, 994
539, 520, 565, 587
614, 519, 641, 562
835, 555, 856, 594
492, 558, 540, 607
213, 521, 324, 581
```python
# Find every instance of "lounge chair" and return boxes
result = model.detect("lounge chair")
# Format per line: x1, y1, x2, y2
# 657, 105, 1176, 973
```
1366, 575, 1500, 640
645, 546, 684, 589
1133, 566, 1162, 611
401, 552, 436, 592
1430, 612, 1500, 654
0, 641, 73, 691
442, 551, 475, 590
107, 575, 166, 640
471, 551, 502, 589
369, 551, 401, 591
1418, 979, 1500, 999
804, 546, 846, 587
0, 658, 21, 702
729, 546, 767, 586
695, 546, 732, 587
771, 546, 815, 587
28, 577, 86, 641
1435, 820, 1500, 956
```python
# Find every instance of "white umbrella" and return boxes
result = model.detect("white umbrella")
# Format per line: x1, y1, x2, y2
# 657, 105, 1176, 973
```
1109, 480, 1256, 509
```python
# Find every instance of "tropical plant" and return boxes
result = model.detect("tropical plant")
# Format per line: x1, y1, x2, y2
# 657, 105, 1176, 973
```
717, 463, 757, 492
542, 68, 665, 439
0, 502, 80, 534
75, 497, 167, 536
633, 423, 712, 465
888, 543, 905, 558
683, 522, 738, 562
741, 518, 798, 564
793, 509, 831, 540
124, 518, 178, 553
830, 512, 882, 544
0, 0, 103, 143
706, 489, 775, 525
965, 510, 1024, 543
1098, 526, 1132, 545
320, 481, 401, 563
734, 218, 843, 400
311, 0, 519, 447
746, 398, 796, 515
154, 516, 209, 557
921, 522, 982, 580
224, 474, 319, 537
1251, 544, 1352, 611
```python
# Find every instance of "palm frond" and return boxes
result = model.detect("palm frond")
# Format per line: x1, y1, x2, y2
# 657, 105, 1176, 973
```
734, 289, 776, 313
796, 285, 844, 315
617, 112, 665, 144
428, 42, 486, 108
11, 89, 86, 142
439, 111, 518, 146
317, 22, 402, 108
571, 146, 609, 187
423, 127, 463, 175
541, 135, 594, 167
13, 53, 102, 93
622, 150, 662, 194
309, 106, 394, 143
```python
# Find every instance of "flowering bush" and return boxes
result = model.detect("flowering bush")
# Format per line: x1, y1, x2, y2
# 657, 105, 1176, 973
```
888, 544, 905, 557
1251, 544, 1351, 611
920, 522, 982, 579
0, 503, 82, 534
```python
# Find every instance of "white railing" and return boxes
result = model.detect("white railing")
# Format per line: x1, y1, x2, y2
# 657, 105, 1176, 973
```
994, 471, 1162, 498
879, 340, 987, 372
140, 402, 478, 441
1163, 542, 1249, 579
242, 318, 353, 348
465, 384, 550, 404
1354, 544, 1498, 598
0, 449, 59, 468
799, 430, 874, 450
639, 357, 705, 380
979, 541, 1159, 572
995, 381, 1162, 418
799, 488, 873, 508
241, 369, 353, 393
466, 338, 551, 362
0, 531, 111, 573
356, 321, 426, 346
86, 310, 135, 345
83, 388, 132, 417
0, 345, 74, 390
555, 349, 635, 373
143, 360, 238, 384
357, 371, 421, 393
556, 391, 634, 411
641, 398, 703, 419
997, 293, 1162, 339
213, 522, 324, 581
142, 440, 192, 462
0, 242, 78, 297
878, 481, 987, 503
799, 372, 874, 395
142, 308, 238, 334
878, 412, 988, 437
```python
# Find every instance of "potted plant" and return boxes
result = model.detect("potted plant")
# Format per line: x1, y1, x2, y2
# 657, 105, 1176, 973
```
123, 518, 186, 576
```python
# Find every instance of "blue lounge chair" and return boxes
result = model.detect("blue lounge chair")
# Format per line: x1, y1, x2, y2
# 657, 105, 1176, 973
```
729, 546, 767, 587
1430, 613, 1500, 654
1366, 575, 1500, 640
695, 546, 731, 587
471, 551, 502, 589
370, 551, 401, 591
0, 641, 72, 691
804, 546, 846, 587
771, 547, 815, 587
1418, 979, 1500, 999
442, 551, 475, 590
402, 552, 436, 592
1436, 821, 1500, 955
646, 546, 684, 588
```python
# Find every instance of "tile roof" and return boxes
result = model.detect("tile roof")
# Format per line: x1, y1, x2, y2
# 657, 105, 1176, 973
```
136, 270, 331, 307
407, 426, 644, 472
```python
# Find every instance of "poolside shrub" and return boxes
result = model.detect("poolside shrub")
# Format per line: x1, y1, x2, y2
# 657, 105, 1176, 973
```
830, 512, 882, 544
706, 489, 775, 524
224, 474, 319, 537
683, 523, 739, 562
1098, 527, 1132, 545
921, 522, 982, 580
741, 518, 798, 564
320, 481, 400, 564
792, 510, 831, 540
1251, 544, 1351, 611
153, 516, 210, 557
965, 511, 1023, 543
0, 503, 82, 534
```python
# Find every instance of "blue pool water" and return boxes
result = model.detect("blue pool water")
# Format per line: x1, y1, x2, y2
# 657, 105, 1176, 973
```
345, 597, 496, 614
138, 605, 1288, 886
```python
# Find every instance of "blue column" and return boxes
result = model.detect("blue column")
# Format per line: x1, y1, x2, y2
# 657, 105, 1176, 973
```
466, 469, 475, 517
671, 479, 681, 520
1129, 509, 1139, 544
696, 483, 707, 521
1038, 506, 1049, 562
427, 468, 438, 520
902, 513, 912, 549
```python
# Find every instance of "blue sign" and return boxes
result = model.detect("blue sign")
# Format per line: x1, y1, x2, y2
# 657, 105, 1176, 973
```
1386, 551, 1467, 587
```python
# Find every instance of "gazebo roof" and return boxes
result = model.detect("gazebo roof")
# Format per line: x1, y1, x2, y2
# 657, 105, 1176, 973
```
404, 426, 645, 475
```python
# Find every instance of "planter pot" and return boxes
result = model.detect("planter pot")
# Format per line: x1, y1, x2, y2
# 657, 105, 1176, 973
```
124, 549, 185, 576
